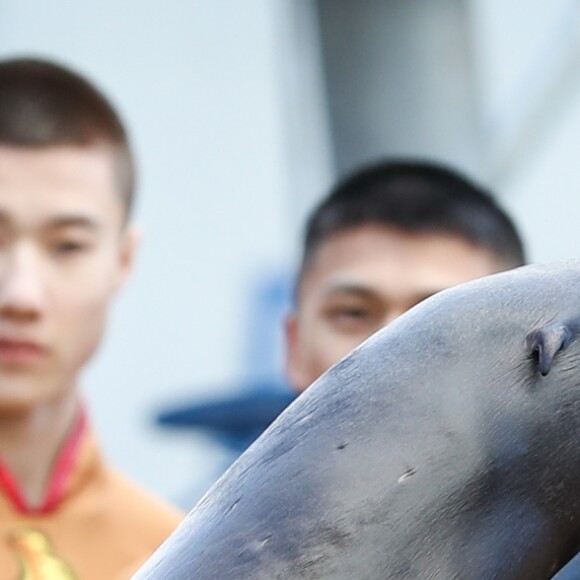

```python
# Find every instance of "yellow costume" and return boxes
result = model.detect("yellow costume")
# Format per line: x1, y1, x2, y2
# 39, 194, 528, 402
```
0, 413, 182, 579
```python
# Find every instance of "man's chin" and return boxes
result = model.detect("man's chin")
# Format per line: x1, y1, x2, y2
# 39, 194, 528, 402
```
0, 381, 67, 417
0, 394, 43, 416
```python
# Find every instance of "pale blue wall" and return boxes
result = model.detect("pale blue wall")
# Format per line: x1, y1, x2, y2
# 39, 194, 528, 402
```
469, 0, 580, 262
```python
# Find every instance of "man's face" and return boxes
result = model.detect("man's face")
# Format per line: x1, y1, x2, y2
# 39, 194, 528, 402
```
286, 224, 506, 392
0, 145, 136, 413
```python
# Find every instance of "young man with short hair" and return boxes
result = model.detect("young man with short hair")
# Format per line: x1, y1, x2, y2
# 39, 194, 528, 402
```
0, 58, 182, 579
286, 161, 526, 392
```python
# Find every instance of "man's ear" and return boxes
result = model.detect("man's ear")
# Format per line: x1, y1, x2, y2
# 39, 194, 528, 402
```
115, 224, 141, 292
284, 313, 309, 393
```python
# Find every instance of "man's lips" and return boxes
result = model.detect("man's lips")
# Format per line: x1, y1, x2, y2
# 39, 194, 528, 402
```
0, 339, 47, 365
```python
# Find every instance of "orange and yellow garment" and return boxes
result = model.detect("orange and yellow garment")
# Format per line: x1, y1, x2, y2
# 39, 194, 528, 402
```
0, 413, 183, 579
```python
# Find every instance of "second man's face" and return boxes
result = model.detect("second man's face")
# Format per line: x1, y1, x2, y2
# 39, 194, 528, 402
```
0, 144, 137, 413
286, 224, 504, 393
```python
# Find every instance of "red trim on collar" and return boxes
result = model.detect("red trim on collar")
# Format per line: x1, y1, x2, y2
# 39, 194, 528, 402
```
0, 409, 87, 514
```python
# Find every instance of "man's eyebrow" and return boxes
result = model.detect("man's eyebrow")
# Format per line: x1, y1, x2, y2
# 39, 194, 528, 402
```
323, 284, 445, 305
45, 216, 101, 231
323, 283, 380, 300
0, 211, 101, 233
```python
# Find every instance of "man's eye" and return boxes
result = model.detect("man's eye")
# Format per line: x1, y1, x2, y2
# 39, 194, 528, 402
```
52, 241, 88, 255
326, 306, 374, 323
335, 308, 370, 319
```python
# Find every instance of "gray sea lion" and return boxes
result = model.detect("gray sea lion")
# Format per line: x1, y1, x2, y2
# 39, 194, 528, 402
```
135, 261, 580, 579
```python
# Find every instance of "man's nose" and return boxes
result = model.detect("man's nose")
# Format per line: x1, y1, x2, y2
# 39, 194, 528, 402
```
382, 309, 406, 328
0, 245, 46, 322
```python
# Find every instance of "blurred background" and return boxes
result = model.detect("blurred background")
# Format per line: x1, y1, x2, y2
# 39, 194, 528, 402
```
1, 0, 578, 507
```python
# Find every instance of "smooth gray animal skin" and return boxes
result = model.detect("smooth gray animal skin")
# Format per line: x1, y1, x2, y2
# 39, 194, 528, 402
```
134, 261, 580, 579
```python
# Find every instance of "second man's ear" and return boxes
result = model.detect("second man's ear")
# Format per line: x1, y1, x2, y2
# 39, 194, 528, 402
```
284, 314, 309, 394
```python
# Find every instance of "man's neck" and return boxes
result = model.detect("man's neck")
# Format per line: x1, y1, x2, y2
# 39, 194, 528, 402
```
0, 391, 80, 508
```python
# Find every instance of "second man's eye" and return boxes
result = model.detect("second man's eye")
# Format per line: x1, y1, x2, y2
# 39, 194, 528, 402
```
324, 304, 380, 332
334, 307, 370, 319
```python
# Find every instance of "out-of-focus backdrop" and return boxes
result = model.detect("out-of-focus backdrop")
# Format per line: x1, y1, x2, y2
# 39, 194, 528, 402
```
1, 0, 578, 506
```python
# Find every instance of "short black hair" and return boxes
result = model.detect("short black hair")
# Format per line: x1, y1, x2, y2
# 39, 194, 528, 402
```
0, 57, 134, 217
300, 159, 525, 276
